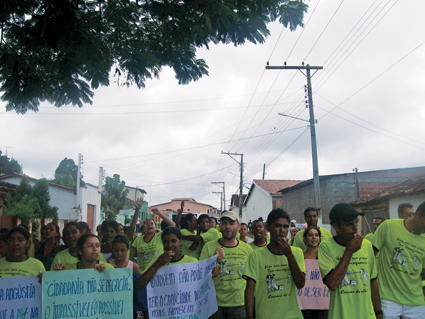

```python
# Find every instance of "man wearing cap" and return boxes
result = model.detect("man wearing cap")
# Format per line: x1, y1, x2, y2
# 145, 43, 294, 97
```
292, 207, 333, 251
244, 208, 305, 319
200, 211, 253, 319
318, 203, 382, 319
372, 201, 425, 318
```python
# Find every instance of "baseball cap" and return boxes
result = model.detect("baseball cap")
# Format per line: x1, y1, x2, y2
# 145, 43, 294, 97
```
329, 203, 364, 224
220, 211, 239, 222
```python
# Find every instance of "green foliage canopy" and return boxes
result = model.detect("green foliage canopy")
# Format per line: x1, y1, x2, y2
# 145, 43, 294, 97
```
52, 157, 84, 188
102, 174, 129, 219
0, 0, 308, 114
0, 150, 21, 174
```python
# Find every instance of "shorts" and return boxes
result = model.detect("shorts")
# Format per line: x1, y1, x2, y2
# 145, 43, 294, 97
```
381, 299, 425, 319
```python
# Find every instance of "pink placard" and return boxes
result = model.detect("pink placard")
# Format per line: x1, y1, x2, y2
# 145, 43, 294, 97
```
297, 259, 330, 310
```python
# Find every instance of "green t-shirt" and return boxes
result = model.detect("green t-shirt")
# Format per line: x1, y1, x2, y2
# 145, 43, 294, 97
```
181, 229, 202, 260
200, 239, 253, 307
364, 233, 373, 242
146, 254, 198, 270
248, 241, 268, 251
132, 232, 164, 273
372, 219, 425, 306
201, 228, 221, 244
292, 227, 333, 251
0, 257, 45, 277
50, 248, 107, 270
243, 246, 305, 319
318, 237, 377, 319
66, 260, 114, 270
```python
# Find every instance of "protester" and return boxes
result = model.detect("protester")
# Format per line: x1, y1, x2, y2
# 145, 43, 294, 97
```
248, 219, 252, 232
398, 203, 414, 219
0, 225, 45, 277
364, 216, 385, 242
78, 221, 91, 234
244, 208, 305, 319
289, 226, 300, 245
199, 214, 221, 243
110, 234, 140, 273
200, 211, 253, 319
293, 207, 332, 251
176, 201, 202, 259
318, 203, 382, 319
129, 208, 175, 273
210, 216, 219, 230
300, 226, 328, 319
0, 233, 7, 258
100, 220, 119, 262
54, 233, 113, 271
372, 201, 425, 318
34, 222, 60, 270
51, 221, 106, 270
249, 219, 268, 250
239, 222, 252, 243
127, 199, 144, 241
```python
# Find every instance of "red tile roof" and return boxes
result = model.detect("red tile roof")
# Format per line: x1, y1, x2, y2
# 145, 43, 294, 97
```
254, 179, 304, 195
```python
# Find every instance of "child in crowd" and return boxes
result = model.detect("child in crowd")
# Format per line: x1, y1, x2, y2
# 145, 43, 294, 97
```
35, 222, 60, 270
110, 234, 140, 273
0, 225, 45, 277
100, 220, 119, 262
239, 222, 252, 243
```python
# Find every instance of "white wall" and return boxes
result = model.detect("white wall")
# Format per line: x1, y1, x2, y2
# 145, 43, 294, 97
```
244, 184, 273, 223
80, 183, 102, 228
389, 195, 425, 219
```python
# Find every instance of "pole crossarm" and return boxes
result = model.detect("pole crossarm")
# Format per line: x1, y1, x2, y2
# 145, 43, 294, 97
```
221, 152, 244, 218
266, 65, 323, 70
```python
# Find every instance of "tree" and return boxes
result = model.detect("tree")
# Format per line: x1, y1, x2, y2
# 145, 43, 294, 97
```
0, 150, 21, 174
0, 0, 308, 114
102, 174, 129, 220
3, 175, 58, 221
52, 157, 84, 188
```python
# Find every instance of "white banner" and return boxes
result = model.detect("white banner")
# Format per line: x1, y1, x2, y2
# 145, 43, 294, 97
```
147, 256, 218, 319
0, 275, 42, 319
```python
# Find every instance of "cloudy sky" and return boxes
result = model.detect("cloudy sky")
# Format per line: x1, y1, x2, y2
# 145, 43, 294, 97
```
1, 0, 424, 210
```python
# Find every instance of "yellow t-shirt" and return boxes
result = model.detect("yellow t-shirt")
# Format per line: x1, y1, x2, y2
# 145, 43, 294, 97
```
180, 229, 202, 260
364, 233, 373, 242
292, 227, 333, 251
66, 260, 114, 270
248, 240, 268, 251
132, 232, 164, 273
0, 257, 45, 277
318, 237, 377, 319
243, 246, 305, 319
372, 219, 425, 306
50, 248, 107, 270
201, 228, 220, 244
200, 239, 253, 307
146, 254, 198, 270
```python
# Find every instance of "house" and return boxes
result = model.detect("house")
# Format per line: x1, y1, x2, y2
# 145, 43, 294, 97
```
228, 194, 248, 219
278, 166, 425, 230
242, 180, 303, 223
352, 174, 425, 235
0, 173, 102, 232
124, 186, 147, 203
151, 198, 217, 219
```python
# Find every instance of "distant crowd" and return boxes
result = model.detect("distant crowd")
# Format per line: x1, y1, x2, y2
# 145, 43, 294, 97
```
1, 199, 425, 319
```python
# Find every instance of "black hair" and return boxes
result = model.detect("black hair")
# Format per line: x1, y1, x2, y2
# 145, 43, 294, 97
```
373, 216, 386, 222
78, 221, 91, 233
63, 221, 83, 237
416, 202, 425, 217
112, 234, 130, 249
209, 217, 218, 223
398, 203, 413, 214
161, 227, 182, 240
8, 225, 30, 242
303, 207, 318, 219
101, 220, 119, 233
197, 214, 210, 225
240, 223, 248, 227
0, 228, 9, 236
252, 219, 264, 227
303, 226, 322, 241
181, 213, 195, 230
267, 208, 291, 226
76, 234, 99, 260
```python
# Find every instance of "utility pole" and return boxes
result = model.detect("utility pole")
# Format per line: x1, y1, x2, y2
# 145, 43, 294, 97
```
221, 152, 244, 218
267, 63, 323, 225
211, 181, 226, 212
262, 164, 266, 180
76, 153, 83, 220
212, 191, 223, 212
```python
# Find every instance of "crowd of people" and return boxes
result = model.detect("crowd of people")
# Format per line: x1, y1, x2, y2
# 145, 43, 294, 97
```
1, 199, 425, 319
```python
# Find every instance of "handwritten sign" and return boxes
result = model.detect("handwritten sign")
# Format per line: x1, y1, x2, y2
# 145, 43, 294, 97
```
147, 256, 218, 319
297, 259, 330, 310
42, 268, 133, 319
0, 276, 41, 319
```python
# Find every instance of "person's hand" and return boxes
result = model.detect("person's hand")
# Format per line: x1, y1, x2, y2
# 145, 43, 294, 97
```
135, 198, 144, 210
180, 201, 185, 211
211, 265, 220, 278
53, 263, 67, 271
347, 234, 363, 253
152, 208, 160, 215
277, 237, 292, 256
214, 247, 225, 262
94, 264, 108, 273
155, 251, 174, 267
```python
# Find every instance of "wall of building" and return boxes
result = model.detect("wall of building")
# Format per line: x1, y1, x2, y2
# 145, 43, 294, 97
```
80, 184, 102, 231
389, 195, 425, 219
153, 200, 217, 215
244, 185, 273, 223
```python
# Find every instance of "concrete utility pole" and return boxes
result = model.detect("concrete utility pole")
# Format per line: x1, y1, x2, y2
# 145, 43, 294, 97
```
267, 64, 323, 226
76, 153, 83, 220
211, 181, 226, 212
262, 164, 266, 180
212, 191, 223, 212
221, 152, 244, 218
